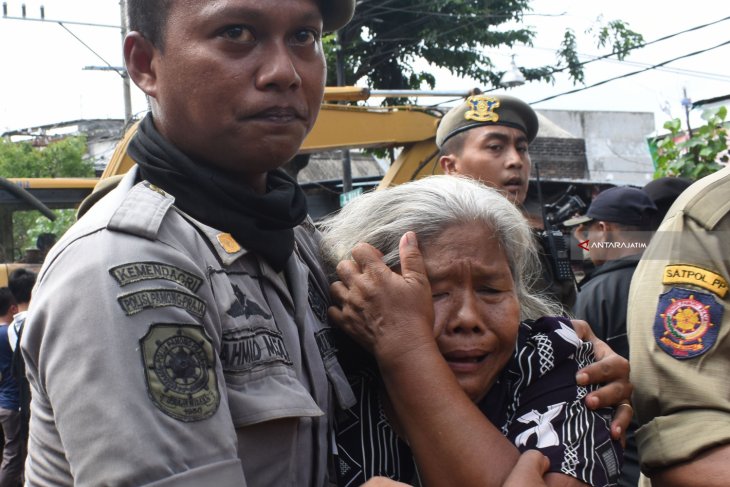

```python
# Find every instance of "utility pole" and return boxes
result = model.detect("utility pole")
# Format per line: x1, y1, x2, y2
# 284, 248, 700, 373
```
120, 0, 132, 123
335, 29, 353, 194
2, 2, 131, 123
681, 87, 693, 138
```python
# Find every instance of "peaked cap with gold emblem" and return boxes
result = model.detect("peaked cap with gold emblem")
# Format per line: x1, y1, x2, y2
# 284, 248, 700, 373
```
436, 93, 539, 148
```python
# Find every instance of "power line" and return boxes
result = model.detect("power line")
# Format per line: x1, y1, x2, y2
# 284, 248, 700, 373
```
530, 39, 730, 105
524, 45, 730, 82
533, 14, 730, 80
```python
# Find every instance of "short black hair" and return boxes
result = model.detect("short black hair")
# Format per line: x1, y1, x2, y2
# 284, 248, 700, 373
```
127, 0, 172, 49
36, 233, 56, 252
9, 268, 36, 304
439, 130, 468, 159
0, 287, 16, 317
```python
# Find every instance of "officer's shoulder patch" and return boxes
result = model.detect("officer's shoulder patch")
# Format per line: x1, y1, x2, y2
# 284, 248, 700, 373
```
109, 261, 204, 292
118, 288, 206, 318
140, 324, 220, 422
663, 264, 728, 298
653, 287, 724, 359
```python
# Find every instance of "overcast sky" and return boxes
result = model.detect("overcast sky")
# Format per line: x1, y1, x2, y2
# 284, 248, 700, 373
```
0, 0, 728, 134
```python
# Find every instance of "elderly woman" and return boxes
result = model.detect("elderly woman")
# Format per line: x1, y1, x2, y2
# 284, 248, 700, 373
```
321, 176, 623, 487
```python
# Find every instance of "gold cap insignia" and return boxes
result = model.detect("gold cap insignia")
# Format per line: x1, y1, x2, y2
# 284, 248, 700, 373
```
464, 95, 500, 123
216, 233, 242, 254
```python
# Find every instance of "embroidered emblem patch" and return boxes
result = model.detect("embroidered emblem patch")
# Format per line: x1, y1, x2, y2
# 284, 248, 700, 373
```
307, 274, 328, 323
140, 324, 220, 422
109, 261, 203, 292
653, 287, 723, 359
220, 327, 292, 374
464, 95, 500, 123
663, 264, 728, 298
118, 288, 206, 318
226, 284, 272, 320
315, 328, 337, 362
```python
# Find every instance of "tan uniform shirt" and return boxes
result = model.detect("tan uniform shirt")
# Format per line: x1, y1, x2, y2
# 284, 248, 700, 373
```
21, 168, 355, 486
627, 165, 730, 475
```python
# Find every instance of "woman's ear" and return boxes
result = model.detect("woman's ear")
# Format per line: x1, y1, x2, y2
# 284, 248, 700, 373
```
123, 32, 159, 98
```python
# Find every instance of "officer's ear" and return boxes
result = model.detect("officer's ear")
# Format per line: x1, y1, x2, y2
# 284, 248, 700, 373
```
124, 31, 159, 98
439, 154, 458, 175
596, 221, 613, 240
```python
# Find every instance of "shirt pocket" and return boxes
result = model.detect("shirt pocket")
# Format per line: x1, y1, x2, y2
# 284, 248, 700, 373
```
213, 272, 323, 427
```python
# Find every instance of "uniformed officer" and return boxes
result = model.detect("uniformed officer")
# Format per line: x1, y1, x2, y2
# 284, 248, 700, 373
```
628, 164, 730, 486
21, 1, 357, 485
435, 94, 577, 309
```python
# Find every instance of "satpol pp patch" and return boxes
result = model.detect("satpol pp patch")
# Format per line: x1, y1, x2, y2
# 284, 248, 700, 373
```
663, 264, 728, 298
140, 324, 220, 422
653, 287, 724, 360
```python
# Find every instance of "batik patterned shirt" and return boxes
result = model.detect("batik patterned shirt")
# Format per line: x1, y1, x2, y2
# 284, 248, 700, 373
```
334, 316, 622, 486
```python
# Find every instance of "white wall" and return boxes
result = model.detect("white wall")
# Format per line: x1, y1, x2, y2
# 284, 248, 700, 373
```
537, 110, 656, 186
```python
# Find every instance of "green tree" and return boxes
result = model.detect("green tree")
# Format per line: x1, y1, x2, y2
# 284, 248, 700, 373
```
653, 106, 728, 180
328, 0, 643, 90
0, 136, 93, 260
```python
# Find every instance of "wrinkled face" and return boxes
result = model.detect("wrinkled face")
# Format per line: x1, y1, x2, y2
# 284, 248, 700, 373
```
422, 223, 521, 403
143, 0, 326, 186
443, 125, 531, 205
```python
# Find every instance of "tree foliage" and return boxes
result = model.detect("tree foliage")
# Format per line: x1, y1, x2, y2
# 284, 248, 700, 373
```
653, 106, 728, 180
0, 136, 93, 259
0, 136, 92, 178
327, 0, 644, 90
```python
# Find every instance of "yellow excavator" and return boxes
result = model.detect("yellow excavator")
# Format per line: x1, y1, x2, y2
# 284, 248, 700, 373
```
2, 86, 591, 285
0, 86, 453, 285
100, 86, 448, 188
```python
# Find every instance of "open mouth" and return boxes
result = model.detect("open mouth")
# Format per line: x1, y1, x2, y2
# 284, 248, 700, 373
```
442, 351, 488, 365
503, 178, 523, 191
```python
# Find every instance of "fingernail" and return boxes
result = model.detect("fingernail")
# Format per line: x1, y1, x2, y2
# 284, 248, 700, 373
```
575, 372, 588, 385
405, 232, 416, 246
615, 426, 622, 436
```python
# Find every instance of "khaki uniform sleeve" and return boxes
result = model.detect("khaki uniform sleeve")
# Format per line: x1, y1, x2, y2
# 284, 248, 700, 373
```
22, 228, 245, 486
628, 169, 730, 475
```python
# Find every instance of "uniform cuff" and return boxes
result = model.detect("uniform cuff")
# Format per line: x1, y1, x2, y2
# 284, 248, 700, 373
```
145, 458, 245, 487
637, 409, 730, 475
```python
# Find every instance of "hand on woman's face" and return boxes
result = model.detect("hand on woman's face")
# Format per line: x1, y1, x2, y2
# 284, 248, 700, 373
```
423, 223, 521, 403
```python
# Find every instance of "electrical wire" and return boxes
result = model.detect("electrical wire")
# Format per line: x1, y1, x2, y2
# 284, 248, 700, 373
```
530, 39, 730, 104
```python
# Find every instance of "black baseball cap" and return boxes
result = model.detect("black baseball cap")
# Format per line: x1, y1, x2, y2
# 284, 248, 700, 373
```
643, 177, 693, 216
563, 186, 658, 227
320, 0, 355, 32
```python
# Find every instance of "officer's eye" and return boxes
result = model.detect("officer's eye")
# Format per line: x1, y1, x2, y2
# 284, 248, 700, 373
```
220, 25, 255, 43
291, 28, 320, 46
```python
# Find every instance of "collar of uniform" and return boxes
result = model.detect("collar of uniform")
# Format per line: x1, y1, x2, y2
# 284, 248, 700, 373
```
177, 213, 250, 266
170, 207, 297, 305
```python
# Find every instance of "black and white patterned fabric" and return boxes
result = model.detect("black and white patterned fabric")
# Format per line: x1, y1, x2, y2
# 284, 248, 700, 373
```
334, 316, 622, 487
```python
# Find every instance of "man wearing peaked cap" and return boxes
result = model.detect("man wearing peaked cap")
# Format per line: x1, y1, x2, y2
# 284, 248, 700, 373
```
437, 93, 539, 205
19, 0, 368, 486
567, 186, 658, 487
437, 93, 576, 308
